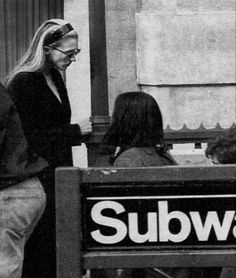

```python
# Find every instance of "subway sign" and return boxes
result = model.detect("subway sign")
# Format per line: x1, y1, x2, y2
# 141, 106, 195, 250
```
84, 188, 236, 249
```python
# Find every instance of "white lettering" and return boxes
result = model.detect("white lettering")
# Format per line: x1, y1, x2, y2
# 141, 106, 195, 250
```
90, 200, 236, 244
158, 201, 191, 242
90, 201, 127, 244
233, 215, 236, 238
128, 212, 158, 243
190, 211, 235, 241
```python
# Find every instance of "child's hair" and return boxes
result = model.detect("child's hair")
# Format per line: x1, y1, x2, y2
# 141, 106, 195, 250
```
103, 91, 166, 158
205, 126, 236, 164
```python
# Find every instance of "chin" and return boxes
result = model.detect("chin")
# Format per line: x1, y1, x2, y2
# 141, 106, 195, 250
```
62, 64, 70, 70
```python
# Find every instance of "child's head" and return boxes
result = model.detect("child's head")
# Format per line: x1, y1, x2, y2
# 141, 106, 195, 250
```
104, 91, 164, 148
205, 126, 236, 164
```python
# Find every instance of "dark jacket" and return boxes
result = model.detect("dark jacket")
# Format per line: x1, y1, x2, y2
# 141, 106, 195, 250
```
7, 69, 81, 167
0, 83, 48, 189
114, 147, 176, 167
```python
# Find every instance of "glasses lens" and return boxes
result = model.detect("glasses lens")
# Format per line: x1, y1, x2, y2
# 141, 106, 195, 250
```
67, 49, 81, 58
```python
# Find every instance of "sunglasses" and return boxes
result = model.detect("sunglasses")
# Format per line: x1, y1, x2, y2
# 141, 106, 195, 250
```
47, 45, 81, 59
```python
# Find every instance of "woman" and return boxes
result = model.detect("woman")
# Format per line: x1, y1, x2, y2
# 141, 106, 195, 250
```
6, 18, 91, 278
6, 18, 90, 167
102, 91, 208, 278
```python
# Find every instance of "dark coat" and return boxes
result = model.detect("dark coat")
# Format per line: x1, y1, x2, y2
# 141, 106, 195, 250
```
0, 82, 47, 189
7, 69, 81, 168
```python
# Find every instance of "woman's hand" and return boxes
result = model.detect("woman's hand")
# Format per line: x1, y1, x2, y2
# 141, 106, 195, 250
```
78, 118, 92, 135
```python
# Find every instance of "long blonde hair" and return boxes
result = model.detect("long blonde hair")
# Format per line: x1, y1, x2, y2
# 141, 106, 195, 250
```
6, 18, 78, 87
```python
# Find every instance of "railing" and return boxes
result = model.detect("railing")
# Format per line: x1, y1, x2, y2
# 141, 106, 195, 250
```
83, 116, 235, 167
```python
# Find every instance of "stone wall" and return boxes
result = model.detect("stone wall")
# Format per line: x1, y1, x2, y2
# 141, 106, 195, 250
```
105, 0, 236, 130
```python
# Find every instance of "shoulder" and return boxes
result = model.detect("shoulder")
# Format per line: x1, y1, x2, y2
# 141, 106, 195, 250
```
7, 72, 45, 95
7, 72, 42, 101
141, 147, 177, 166
114, 148, 145, 167
9, 71, 40, 87
114, 147, 177, 167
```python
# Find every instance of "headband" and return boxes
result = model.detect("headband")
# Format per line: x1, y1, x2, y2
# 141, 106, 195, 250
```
44, 23, 74, 45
